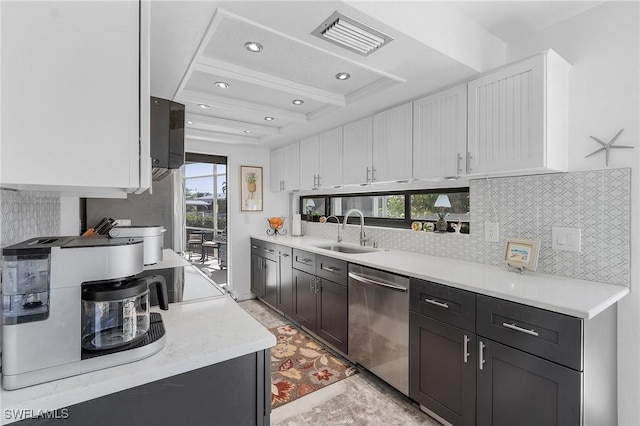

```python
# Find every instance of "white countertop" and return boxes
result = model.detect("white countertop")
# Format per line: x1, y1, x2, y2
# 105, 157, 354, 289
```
252, 235, 629, 320
1, 260, 275, 424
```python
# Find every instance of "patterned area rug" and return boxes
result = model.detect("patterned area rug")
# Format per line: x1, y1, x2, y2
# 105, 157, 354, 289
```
270, 325, 357, 409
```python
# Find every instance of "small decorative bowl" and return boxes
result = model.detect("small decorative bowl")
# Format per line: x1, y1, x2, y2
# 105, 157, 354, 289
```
267, 217, 287, 236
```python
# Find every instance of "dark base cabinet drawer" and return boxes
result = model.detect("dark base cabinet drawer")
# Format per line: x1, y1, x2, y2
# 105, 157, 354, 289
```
292, 249, 316, 274
261, 241, 278, 261
476, 295, 583, 371
410, 278, 475, 332
316, 255, 347, 286
250, 238, 263, 255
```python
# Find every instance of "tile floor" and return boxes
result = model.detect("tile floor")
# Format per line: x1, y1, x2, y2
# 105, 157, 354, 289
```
238, 299, 441, 426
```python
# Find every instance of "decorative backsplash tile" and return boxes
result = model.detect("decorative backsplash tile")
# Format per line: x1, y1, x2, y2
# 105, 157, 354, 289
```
302, 168, 631, 286
0, 190, 60, 248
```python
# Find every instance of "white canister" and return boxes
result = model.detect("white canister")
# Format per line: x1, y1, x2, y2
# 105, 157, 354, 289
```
108, 226, 166, 265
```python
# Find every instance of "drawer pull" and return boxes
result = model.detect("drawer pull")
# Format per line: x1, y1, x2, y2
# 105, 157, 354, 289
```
479, 341, 486, 370
463, 335, 470, 363
281, 253, 290, 258
298, 258, 313, 264
424, 298, 449, 309
251, 245, 259, 249
264, 248, 275, 254
502, 322, 539, 337
321, 265, 339, 273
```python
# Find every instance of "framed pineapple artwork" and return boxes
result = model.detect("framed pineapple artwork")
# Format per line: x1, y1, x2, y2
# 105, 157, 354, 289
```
240, 165, 263, 211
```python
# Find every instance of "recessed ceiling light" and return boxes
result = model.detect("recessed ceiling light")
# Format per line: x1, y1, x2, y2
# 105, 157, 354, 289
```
335, 72, 351, 80
186, 121, 194, 125
214, 82, 229, 89
264, 116, 274, 121
292, 99, 304, 105
244, 41, 263, 53
198, 104, 210, 109
244, 130, 252, 133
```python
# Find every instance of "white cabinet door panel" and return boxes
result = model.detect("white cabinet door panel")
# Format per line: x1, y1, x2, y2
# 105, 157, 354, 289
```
318, 128, 343, 188
1, 1, 142, 192
270, 148, 284, 192
299, 136, 319, 190
372, 103, 413, 182
283, 142, 300, 191
342, 117, 373, 185
467, 55, 544, 174
413, 85, 467, 179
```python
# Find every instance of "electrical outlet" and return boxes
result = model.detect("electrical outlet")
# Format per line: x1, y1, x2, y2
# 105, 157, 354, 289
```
552, 227, 582, 252
485, 222, 499, 243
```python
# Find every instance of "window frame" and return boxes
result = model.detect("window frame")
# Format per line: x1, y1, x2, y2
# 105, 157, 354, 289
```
300, 187, 469, 232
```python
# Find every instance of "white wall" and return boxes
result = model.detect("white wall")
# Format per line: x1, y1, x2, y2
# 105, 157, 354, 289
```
185, 140, 290, 300
507, 2, 639, 423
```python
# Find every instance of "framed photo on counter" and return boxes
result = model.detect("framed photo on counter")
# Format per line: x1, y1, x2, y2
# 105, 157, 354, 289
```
503, 238, 540, 272
240, 165, 263, 211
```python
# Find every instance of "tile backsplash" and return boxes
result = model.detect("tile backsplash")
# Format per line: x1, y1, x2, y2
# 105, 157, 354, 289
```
302, 168, 631, 286
0, 190, 61, 248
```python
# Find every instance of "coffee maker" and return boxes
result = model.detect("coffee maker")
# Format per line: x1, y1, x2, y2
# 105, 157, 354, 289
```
1, 236, 169, 390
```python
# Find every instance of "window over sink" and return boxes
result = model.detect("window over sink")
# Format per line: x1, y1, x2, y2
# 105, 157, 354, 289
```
300, 187, 470, 233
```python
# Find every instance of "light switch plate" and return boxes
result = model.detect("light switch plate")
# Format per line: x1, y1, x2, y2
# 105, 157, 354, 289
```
552, 227, 582, 252
485, 222, 499, 243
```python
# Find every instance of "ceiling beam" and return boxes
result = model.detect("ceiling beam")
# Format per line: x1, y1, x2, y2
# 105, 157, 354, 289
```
185, 129, 260, 145
177, 89, 308, 124
196, 58, 346, 107
186, 113, 280, 136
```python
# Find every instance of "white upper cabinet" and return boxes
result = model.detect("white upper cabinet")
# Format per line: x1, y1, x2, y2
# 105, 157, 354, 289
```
467, 50, 570, 174
270, 143, 300, 192
0, 1, 149, 194
372, 102, 413, 182
413, 84, 468, 179
342, 117, 373, 185
299, 136, 319, 190
317, 128, 343, 188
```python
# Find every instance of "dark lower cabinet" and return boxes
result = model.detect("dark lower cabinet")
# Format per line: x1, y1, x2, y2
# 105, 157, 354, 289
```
477, 338, 581, 426
251, 253, 264, 297
275, 247, 293, 317
251, 253, 276, 304
18, 350, 271, 426
292, 263, 348, 354
292, 268, 317, 331
409, 313, 476, 426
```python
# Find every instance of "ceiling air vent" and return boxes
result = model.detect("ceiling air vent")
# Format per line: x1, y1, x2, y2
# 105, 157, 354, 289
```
312, 11, 393, 57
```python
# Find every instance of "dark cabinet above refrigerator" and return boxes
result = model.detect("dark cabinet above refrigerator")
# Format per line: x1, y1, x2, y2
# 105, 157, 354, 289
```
150, 96, 185, 181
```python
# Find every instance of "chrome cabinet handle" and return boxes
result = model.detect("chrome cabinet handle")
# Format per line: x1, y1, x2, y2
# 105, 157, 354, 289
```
310, 276, 315, 293
298, 258, 312, 264
457, 153, 463, 174
463, 335, 470, 363
264, 248, 275, 254
321, 265, 339, 273
371, 168, 376, 182
366, 167, 371, 184
314, 278, 320, 294
479, 341, 486, 370
251, 245, 259, 249
502, 322, 539, 337
424, 298, 449, 309
467, 152, 473, 173
281, 253, 290, 258
317, 175, 321, 187
348, 272, 407, 293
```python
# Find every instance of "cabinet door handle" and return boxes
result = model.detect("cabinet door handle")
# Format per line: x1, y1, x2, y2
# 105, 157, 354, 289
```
424, 298, 449, 309
467, 152, 473, 173
366, 167, 371, 184
314, 278, 320, 294
298, 258, 313, 264
264, 248, 275, 254
463, 335, 470, 363
457, 153, 463, 174
251, 245, 259, 249
371, 168, 377, 182
317, 175, 321, 187
310, 277, 315, 293
321, 265, 339, 273
502, 322, 539, 337
281, 253, 290, 258
479, 341, 486, 370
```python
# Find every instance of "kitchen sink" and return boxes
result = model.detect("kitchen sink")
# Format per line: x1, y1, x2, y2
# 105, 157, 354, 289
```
312, 243, 378, 254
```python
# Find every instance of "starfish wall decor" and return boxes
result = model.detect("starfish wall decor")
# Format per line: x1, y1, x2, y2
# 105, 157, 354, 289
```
585, 128, 634, 166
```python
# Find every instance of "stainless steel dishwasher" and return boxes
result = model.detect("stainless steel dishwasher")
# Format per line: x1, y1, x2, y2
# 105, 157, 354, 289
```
348, 264, 410, 395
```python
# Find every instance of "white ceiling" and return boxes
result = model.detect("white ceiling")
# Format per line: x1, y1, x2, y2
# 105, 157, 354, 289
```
150, 1, 606, 149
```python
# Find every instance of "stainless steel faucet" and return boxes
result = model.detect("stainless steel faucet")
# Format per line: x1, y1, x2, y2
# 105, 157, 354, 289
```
342, 209, 368, 246
325, 215, 343, 243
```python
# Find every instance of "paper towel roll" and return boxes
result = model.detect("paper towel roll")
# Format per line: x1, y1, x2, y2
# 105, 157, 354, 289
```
292, 214, 302, 236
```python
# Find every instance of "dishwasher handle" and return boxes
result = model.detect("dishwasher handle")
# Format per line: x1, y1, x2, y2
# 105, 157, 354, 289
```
348, 272, 408, 293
